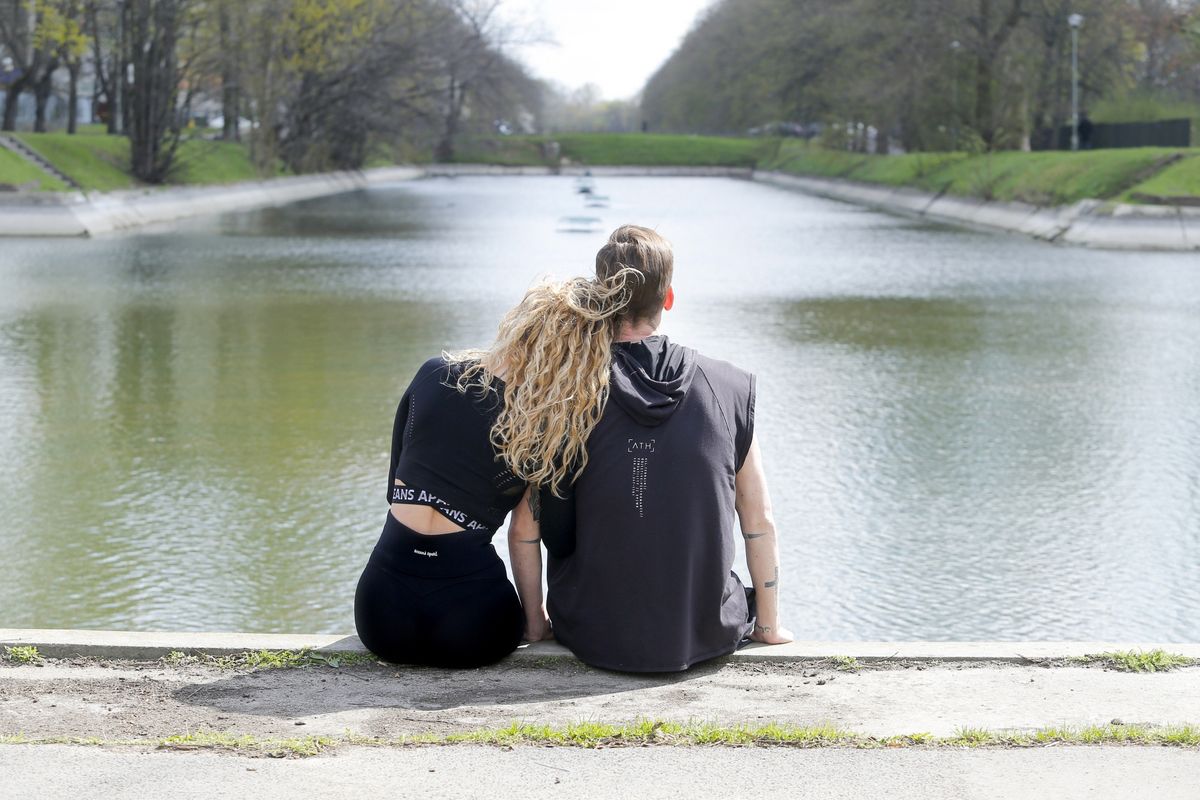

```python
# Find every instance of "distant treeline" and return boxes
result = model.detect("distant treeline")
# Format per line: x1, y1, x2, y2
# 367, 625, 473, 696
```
640, 0, 1200, 151
1, 0, 542, 180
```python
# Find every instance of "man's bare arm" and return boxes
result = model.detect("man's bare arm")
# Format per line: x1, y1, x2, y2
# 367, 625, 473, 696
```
735, 435, 793, 644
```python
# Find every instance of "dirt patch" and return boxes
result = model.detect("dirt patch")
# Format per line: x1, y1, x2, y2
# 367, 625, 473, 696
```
2, 657, 1198, 742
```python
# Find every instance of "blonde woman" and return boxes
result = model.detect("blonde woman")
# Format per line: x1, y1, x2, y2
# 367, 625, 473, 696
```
353, 258, 638, 667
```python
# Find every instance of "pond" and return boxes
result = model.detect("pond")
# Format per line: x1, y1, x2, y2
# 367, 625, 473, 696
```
1, 175, 1198, 641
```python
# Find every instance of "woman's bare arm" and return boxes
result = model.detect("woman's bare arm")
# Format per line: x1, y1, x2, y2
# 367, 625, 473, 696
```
508, 486, 552, 642
735, 435, 794, 644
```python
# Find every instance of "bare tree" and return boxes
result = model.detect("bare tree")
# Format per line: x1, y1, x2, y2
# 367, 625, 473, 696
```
125, 0, 187, 182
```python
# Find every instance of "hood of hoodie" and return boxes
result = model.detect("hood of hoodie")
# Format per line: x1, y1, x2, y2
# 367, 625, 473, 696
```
609, 336, 696, 427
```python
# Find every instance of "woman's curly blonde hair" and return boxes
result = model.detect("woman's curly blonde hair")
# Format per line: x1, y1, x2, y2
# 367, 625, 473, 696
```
448, 225, 674, 495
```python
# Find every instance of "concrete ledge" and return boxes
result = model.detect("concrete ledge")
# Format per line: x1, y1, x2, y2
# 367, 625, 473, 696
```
753, 170, 1200, 251
0, 166, 423, 237
4, 628, 1199, 664
3, 164, 1196, 248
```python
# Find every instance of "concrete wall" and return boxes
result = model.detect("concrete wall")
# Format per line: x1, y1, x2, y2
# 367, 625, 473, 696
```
3, 164, 1196, 249
0, 166, 423, 237
753, 171, 1200, 251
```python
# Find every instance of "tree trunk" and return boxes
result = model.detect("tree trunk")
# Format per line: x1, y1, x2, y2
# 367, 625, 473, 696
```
219, 4, 240, 141
435, 77, 460, 162
2, 81, 24, 131
975, 49, 994, 148
34, 64, 57, 133
128, 0, 184, 183
68, 62, 80, 134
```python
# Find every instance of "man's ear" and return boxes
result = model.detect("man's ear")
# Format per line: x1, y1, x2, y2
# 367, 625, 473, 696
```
663, 285, 675, 311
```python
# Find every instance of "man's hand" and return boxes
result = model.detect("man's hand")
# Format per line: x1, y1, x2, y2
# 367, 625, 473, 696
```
750, 623, 794, 645
523, 610, 554, 643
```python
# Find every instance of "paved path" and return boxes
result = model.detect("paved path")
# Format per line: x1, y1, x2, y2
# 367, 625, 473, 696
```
3, 743, 1198, 799
2, 657, 1198, 739
3, 636, 1198, 798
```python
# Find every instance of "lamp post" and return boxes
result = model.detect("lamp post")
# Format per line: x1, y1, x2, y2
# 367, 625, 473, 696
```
1069, 13, 1083, 151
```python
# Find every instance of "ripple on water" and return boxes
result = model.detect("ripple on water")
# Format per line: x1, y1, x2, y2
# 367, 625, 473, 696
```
0, 176, 1198, 638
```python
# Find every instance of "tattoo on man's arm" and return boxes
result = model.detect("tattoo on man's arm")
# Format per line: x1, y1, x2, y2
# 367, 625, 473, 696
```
763, 566, 778, 589
743, 531, 767, 540
528, 489, 542, 522
517, 537, 541, 544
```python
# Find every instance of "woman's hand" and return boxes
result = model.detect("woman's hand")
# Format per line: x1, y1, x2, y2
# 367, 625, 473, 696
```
523, 610, 553, 643
749, 622, 794, 645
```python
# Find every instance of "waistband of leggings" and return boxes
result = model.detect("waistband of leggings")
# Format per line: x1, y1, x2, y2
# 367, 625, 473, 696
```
369, 511, 501, 579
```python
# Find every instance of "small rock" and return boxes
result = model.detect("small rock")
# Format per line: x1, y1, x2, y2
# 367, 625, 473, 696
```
816, 679, 826, 685
294, 721, 306, 726
1111, 718, 1124, 725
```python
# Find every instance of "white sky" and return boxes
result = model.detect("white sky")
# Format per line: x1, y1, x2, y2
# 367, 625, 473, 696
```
499, 0, 716, 101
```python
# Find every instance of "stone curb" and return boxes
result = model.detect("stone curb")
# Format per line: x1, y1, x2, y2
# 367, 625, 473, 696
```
3, 629, 1198, 664
753, 170, 1200, 251
0, 166, 423, 237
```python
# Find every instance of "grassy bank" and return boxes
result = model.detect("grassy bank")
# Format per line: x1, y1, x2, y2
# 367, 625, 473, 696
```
1, 126, 265, 192
0, 145, 68, 191
455, 133, 1200, 206
760, 140, 1200, 206
6, 127, 1200, 206
454, 133, 769, 168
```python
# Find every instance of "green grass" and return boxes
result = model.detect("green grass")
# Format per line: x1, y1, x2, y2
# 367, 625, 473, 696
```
159, 731, 336, 757
0, 147, 68, 191
553, 133, 769, 167
160, 648, 381, 670
828, 655, 861, 672
453, 135, 553, 166
2, 646, 42, 664
1071, 649, 1196, 673
3, 721, 1199, 756
171, 139, 263, 185
12, 125, 1200, 204
11, 128, 271, 192
762, 140, 968, 186
453, 133, 770, 168
12, 131, 135, 191
764, 140, 1197, 205
1122, 154, 1200, 204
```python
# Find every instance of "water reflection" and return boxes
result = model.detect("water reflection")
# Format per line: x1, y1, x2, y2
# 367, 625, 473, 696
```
1, 175, 1198, 639
756, 293, 1200, 639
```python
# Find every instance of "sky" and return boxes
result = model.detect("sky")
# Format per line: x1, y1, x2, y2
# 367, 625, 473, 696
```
499, 0, 715, 101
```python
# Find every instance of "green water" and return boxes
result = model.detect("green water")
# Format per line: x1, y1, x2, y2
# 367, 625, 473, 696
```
1, 176, 1198, 640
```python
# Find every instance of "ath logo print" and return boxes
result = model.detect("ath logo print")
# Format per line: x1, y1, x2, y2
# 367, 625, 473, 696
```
627, 440, 655, 518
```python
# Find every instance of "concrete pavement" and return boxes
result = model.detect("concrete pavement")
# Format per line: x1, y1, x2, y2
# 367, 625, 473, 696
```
2, 743, 1199, 800
3, 632, 1198, 799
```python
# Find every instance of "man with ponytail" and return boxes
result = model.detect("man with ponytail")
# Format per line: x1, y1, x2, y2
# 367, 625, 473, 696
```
509, 225, 793, 673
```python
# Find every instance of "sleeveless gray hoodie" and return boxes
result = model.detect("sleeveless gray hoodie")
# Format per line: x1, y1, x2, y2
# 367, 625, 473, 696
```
546, 336, 756, 672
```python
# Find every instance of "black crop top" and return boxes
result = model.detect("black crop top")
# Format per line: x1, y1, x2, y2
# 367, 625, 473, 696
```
388, 357, 526, 534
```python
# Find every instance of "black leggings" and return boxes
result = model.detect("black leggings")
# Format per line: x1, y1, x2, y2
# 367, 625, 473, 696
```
354, 512, 524, 668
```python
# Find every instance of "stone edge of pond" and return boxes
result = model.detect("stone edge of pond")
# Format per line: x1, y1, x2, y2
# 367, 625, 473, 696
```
753, 170, 1200, 251
0, 166, 424, 237
5, 163, 1195, 249
4, 629, 1199, 664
